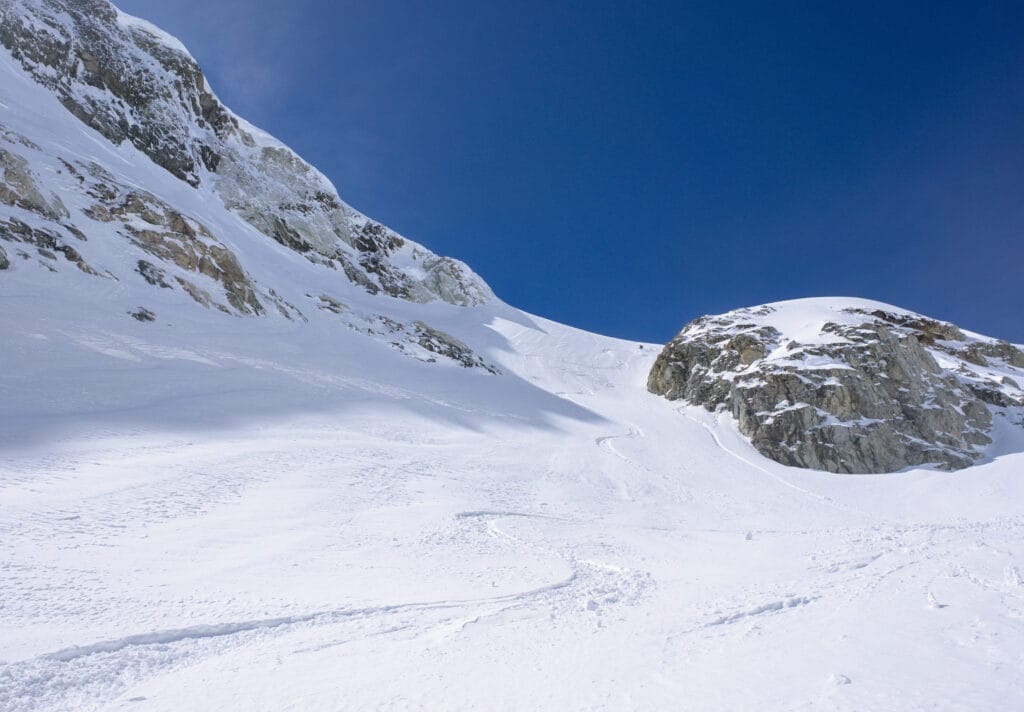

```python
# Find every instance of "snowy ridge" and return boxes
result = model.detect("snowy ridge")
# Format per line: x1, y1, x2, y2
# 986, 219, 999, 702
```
0, 0, 492, 321
112, 6, 190, 56
0, 0, 502, 372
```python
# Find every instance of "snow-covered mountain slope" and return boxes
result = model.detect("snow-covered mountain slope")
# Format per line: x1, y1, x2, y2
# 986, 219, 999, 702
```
0, 32, 497, 371
4, 286, 1024, 711
649, 298, 1024, 473
3, 2, 1024, 711
0, 0, 490, 333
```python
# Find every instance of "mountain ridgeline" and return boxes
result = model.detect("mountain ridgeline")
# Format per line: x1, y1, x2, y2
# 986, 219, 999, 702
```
0, 0, 501, 371
0, 0, 491, 306
1, 1, 1021, 475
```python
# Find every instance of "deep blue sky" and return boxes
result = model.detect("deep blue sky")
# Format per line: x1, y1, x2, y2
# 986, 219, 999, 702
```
117, 0, 1024, 342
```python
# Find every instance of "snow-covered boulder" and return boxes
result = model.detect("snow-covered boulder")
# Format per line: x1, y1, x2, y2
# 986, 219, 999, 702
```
648, 298, 1024, 473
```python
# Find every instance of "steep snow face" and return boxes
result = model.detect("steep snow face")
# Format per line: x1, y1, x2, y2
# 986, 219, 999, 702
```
0, 0, 491, 307
0, 47, 498, 373
649, 297, 1024, 473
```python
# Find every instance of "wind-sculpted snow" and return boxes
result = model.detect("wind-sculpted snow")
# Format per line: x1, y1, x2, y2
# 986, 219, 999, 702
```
649, 298, 1024, 473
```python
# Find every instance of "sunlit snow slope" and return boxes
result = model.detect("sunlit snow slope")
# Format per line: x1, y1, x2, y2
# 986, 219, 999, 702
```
4, 287, 1024, 711
2, 3, 1024, 711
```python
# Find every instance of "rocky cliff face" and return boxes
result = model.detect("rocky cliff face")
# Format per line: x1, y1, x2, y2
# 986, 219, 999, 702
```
0, 0, 490, 307
0, 0, 499, 373
648, 299, 1024, 473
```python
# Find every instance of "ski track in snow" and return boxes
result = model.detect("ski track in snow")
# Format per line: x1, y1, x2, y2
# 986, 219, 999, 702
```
4, 334, 1022, 710
3, 297, 1024, 711
0, 507, 653, 711
684, 408, 882, 521
594, 425, 645, 501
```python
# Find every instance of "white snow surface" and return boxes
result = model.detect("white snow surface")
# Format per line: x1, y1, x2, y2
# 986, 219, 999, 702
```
5, 290, 1024, 712
2, 10, 1024, 711
113, 7, 191, 57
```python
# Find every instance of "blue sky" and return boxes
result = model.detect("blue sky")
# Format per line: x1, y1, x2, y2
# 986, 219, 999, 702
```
116, 0, 1024, 342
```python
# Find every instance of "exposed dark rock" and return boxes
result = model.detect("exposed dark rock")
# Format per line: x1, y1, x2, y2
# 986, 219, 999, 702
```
648, 301, 1024, 474
268, 217, 311, 253
411, 321, 501, 374
129, 307, 156, 322
77, 174, 264, 314
0, 147, 68, 219
136, 259, 172, 288
0, 217, 98, 274
266, 288, 306, 322
335, 253, 381, 295
313, 294, 347, 314
63, 224, 87, 241
0, 0, 493, 307
346, 314, 499, 373
354, 221, 404, 254
175, 275, 228, 313
0, 0, 235, 186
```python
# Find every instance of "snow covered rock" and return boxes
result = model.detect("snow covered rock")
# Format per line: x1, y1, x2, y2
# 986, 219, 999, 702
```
648, 298, 1024, 473
0, 144, 67, 220
0, 0, 502, 372
0, 0, 491, 307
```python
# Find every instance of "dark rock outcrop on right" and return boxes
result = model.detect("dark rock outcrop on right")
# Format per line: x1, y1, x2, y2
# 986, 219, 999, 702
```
648, 299, 1024, 474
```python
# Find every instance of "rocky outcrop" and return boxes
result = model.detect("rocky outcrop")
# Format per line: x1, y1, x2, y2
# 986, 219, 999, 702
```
0, 0, 501, 377
310, 301, 500, 373
0, 147, 68, 220
0, 217, 98, 275
648, 299, 1024, 473
71, 159, 264, 314
0, 0, 492, 307
128, 306, 156, 322
0, 0, 226, 187
117, 194, 262, 315
410, 321, 501, 374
